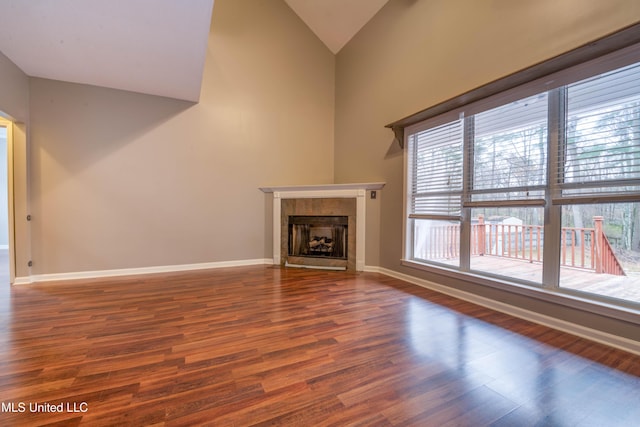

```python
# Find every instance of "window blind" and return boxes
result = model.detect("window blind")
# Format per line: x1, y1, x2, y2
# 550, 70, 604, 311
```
559, 62, 640, 203
468, 92, 548, 206
409, 120, 463, 217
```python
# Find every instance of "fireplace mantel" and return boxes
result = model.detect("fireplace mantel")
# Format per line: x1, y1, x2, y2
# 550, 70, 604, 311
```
259, 182, 385, 193
261, 183, 385, 271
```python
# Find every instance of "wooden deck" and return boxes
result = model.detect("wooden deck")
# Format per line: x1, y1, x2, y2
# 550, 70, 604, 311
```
469, 255, 640, 303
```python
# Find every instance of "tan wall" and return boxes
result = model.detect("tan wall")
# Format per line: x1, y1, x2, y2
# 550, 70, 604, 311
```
334, 0, 640, 339
0, 51, 29, 123
12, 123, 30, 278
28, 0, 335, 274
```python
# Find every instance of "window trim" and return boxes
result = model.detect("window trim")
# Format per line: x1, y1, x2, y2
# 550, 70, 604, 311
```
387, 22, 640, 147
400, 258, 640, 325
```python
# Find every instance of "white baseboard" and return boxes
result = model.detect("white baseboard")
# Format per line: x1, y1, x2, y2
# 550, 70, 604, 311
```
13, 258, 272, 285
371, 266, 640, 356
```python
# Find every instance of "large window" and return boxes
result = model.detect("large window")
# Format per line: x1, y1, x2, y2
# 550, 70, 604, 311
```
405, 47, 640, 307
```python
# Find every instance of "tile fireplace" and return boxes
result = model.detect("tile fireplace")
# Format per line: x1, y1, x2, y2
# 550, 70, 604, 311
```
260, 183, 385, 271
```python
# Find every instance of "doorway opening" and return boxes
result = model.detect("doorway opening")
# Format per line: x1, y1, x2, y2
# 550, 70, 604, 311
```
0, 118, 15, 286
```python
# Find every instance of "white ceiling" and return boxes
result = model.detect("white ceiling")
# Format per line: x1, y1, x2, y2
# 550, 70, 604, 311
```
0, 0, 215, 102
0, 0, 386, 102
285, 0, 389, 54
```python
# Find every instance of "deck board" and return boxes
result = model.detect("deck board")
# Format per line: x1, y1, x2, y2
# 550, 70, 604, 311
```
469, 255, 640, 303
431, 254, 640, 303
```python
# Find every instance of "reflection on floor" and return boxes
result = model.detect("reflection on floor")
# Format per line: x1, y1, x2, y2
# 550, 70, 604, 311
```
0, 249, 9, 334
0, 248, 8, 283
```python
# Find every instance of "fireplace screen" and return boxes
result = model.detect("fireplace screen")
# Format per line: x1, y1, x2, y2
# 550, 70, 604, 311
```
288, 216, 348, 259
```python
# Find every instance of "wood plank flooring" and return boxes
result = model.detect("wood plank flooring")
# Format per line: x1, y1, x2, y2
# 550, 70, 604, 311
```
1, 265, 639, 426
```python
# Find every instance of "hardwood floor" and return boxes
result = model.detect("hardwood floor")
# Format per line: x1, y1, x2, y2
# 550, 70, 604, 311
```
1, 266, 639, 426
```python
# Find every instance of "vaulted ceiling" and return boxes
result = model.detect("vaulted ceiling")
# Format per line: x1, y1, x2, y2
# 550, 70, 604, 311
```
284, 0, 389, 54
0, 0, 388, 102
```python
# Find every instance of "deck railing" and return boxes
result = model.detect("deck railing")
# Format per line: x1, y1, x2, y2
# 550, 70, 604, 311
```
421, 216, 625, 276
592, 216, 626, 276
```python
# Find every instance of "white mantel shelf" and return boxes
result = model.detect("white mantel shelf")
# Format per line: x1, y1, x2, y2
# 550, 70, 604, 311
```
259, 182, 385, 193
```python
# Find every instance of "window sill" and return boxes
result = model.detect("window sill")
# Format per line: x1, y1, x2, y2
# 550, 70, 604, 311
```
401, 259, 640, 326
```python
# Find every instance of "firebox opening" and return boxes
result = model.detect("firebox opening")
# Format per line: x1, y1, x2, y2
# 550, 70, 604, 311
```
288, 216, 348, 260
